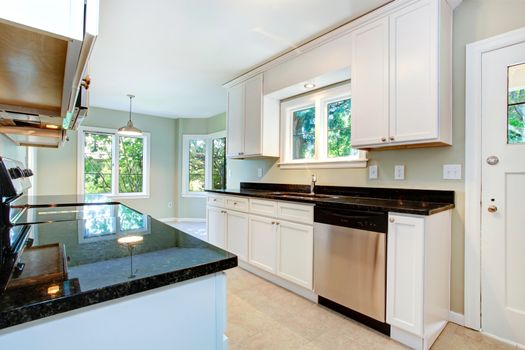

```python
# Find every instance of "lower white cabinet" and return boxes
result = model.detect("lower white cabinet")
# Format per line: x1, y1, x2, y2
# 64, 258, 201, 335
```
206, 206, 248, 262
207, 206, 227, 249
277, 220, 313, 289
387, 211, 451, 350
248, 215, 278, 273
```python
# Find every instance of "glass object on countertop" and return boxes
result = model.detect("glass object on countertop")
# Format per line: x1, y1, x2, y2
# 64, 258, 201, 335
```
292, 106, 316, 160
327, 98, 357, 158
508, 63, 525, 144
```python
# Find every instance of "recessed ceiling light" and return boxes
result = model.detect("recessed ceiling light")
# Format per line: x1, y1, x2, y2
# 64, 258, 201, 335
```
304, 83, 316, 89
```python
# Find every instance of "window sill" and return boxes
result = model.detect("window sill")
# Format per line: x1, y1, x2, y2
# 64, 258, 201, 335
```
278, 159, 368, 169
109, 194, 150, 200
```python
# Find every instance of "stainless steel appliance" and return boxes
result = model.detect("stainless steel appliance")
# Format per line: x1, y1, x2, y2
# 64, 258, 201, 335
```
314, 204, 389, 334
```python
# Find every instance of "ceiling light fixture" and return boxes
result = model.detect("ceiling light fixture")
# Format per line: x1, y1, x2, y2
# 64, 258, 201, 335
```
117, 94, 143, 136
304, 83, 316, 89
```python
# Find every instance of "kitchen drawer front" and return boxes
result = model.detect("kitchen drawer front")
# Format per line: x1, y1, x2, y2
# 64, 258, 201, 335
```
207, 195, 226, 208
249, 198, 278, 217
226, 196, 249, 212
277, 202, 314, 224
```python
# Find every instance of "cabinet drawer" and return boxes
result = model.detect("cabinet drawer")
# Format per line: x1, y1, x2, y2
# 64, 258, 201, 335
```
207, 195, 226, 207
226, 197, 249, 211
277, 202, 314, 224
249, 198, 278, 216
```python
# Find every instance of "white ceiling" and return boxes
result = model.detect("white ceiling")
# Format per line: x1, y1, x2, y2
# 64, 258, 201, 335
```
89, 0, 389, 119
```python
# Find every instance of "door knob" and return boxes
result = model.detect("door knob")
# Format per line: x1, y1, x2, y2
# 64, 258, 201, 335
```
488, 205, 498, 213
486, 156, 499, 165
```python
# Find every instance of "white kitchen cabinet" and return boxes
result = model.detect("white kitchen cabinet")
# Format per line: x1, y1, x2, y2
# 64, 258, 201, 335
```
387, 211, 451, 350
351, 0, 452, 149
351, 17, 390, 147
248, 215, 278, 273
226, 73, 279, 158
277, 221, 313, 289
226, 211, 249, 262
207, 206, 227, 249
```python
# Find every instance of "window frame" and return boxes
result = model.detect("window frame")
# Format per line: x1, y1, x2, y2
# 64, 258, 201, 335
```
280, 83, 367, 169
182, 131, 226, 197
77, 126, 151, 199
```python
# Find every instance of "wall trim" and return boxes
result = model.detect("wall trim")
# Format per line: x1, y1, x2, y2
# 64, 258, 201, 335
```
158, 217, 206, 223
448, 311, 465, 326
464, 26, 525, 331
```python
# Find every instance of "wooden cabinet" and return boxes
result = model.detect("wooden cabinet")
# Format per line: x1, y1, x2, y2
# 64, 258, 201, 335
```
226, 73, 279, 158
351, 0, 452, 149
248, 215, 278, 273
207, 206, 227, 249
226, 211, 249, 262
387, 211, 451, 350
277, 221, 313, 289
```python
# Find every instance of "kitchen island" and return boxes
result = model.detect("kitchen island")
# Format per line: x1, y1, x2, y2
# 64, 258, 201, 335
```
0, 204, 237, 349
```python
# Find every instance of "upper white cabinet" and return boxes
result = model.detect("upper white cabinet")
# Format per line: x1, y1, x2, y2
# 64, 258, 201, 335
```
226, 73, 279, 158
351, 0, 452, 149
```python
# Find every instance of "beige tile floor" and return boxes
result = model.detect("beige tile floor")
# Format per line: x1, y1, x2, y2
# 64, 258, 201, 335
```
225, 267, 515, 350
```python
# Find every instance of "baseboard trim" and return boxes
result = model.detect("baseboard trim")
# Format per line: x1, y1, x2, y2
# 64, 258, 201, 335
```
448, 311, 465, 326
158, 217, 206, 223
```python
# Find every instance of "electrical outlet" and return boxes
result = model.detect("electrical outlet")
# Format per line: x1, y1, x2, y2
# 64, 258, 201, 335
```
443, 164, 462, 180
368, 165, 378, 179
394, 165, 405, 180
228, 168, 232, 178
168, 201, 173, 208
257, 168, 263, 178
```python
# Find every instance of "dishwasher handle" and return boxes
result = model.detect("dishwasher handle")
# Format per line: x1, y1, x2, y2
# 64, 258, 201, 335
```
314, 207, 388, 233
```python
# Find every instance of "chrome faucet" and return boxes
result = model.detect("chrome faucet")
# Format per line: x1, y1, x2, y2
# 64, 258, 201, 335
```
310, 174, 317, 194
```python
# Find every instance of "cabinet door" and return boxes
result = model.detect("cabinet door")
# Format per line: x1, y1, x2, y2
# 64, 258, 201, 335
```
248, 215, 277, 273
350, 17, 390, 147
277, 221, 313, 289
207, 206, 226, 249
244, 74, 263, 156
227, 83, 245, 157
226, 211, 249, 262
389, 0, 438, 143
386, 214, 424, 336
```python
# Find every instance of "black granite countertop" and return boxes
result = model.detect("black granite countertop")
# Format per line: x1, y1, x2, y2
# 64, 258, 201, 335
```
206, 183, 454, 216
0, 204, 237, 329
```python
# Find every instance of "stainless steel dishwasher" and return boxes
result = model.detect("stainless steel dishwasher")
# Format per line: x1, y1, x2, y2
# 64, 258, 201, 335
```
314, 205, 389, 335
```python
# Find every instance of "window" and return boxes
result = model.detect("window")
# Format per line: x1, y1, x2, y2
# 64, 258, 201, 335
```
508, 63, 525, 144
182, 132, 226, 196
78, 127, 150, 198
280, 83, 366, 168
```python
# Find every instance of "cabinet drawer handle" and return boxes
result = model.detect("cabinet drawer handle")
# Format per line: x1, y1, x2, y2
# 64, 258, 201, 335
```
221, 210, 227, 214
389, 136, 395, 141
389, 217, 395, 223
381, 137, 387, 142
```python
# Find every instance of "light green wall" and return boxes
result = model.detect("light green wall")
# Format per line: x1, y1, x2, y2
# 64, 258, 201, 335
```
35, 107, 177, 219
0, 135, 27, 165
222, 0, 525, 314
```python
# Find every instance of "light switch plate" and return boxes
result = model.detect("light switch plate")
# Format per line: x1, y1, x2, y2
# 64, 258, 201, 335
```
394, 165, 405, 180
443, 164, 462, 179
369, 165, 378, 179
257, 168, 263, 178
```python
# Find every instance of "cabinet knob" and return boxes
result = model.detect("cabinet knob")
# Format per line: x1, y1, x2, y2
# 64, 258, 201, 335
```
381, 137, 387, 142
213, 198, 217, 202
233, 202, 237, 205
275, 222, 280, 226
389, 136, 395, 141
389, 217, 395, 223
271, 221, 275, 225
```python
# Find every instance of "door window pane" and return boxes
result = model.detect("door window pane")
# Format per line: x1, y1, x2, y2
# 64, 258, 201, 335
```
508, 63, 525, 144
327, 98, 357, 158
119, 136, 144, 193
212, 137, 226, 190
188, 139, 206, 192
84, 132, 113, 194
292, 107, 316, 159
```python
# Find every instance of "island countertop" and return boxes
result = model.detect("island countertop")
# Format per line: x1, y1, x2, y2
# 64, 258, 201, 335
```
0, 204, 237, 330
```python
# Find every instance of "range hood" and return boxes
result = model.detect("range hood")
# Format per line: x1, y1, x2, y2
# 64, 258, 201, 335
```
0, 0, 98, 147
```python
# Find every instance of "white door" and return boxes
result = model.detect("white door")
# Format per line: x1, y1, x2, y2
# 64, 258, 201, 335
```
226, 83, 245, 157
481, 41, 525, 347
276, 220, 313, 289
207, 207, 226, 249
243, 73, 263, 156
226, 211, 249, 262
248, 215, 277, 273
350, 16, 390, 147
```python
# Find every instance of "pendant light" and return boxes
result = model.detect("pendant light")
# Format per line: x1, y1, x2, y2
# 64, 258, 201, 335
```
117, 94, 143, 136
